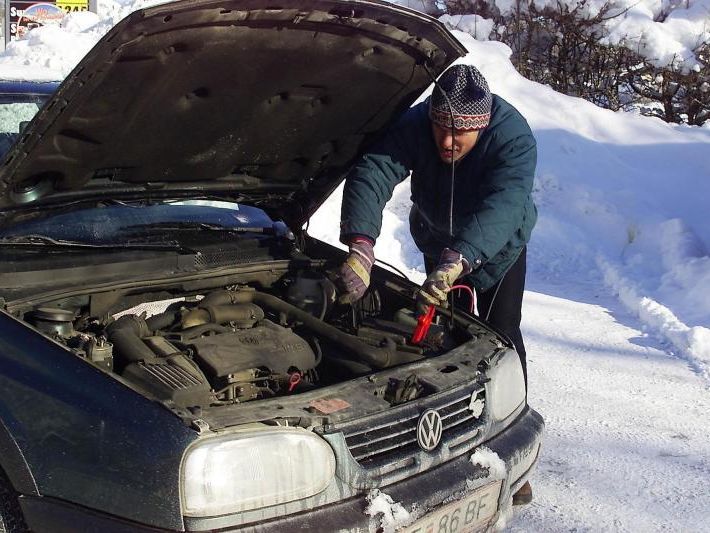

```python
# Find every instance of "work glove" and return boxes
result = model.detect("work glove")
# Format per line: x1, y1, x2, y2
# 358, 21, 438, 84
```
416, 248, 471, 314
336, 237, 375, 304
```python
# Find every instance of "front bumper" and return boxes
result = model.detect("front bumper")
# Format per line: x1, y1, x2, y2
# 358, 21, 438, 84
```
20, 406, 543, 532
225, 406, 544, 532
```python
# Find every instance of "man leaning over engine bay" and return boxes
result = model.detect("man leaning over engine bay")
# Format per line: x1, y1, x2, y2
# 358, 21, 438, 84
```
335, 64, 538, 505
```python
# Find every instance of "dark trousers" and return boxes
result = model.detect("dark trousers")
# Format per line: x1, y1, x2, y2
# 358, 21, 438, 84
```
424, 247, 528, 384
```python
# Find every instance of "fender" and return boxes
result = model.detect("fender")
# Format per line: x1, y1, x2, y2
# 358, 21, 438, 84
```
0, 417, 38, 495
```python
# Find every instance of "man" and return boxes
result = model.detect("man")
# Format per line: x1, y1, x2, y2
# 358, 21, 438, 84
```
336, 64, 537, 504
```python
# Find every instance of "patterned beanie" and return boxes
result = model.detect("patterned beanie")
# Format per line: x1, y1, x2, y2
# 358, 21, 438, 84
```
429, 64, 492, 131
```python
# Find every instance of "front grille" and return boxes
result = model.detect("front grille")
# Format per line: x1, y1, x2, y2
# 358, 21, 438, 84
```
337, 386, 485, 468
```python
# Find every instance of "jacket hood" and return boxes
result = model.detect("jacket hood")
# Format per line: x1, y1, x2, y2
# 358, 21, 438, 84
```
0, 0, 465, 228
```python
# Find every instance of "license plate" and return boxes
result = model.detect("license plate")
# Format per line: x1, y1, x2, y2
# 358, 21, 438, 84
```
403, 480, 502, 533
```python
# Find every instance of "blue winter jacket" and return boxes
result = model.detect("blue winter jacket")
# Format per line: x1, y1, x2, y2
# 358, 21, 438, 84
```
340, 95, 537, 291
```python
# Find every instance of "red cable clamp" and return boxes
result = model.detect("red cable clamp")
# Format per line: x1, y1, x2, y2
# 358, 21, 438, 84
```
411, 305, 435, 345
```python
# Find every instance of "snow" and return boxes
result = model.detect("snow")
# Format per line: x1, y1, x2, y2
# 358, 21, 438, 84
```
2, 0, 708, 77
469, 393, 485, 417
438, 14, 495, 41
449, 0, 710, 70
1, 0, 709, 531
470, 447, 508, 481
601, 0, 710, 70
512, 279, 710, 532
364, 489, 414, 533
469, 448, 512, 531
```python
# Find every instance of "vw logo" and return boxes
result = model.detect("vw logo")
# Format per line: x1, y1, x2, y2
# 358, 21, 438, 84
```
416, 409, 443, 452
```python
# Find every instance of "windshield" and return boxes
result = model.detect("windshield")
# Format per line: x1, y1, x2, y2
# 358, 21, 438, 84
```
0, 200, 276, 244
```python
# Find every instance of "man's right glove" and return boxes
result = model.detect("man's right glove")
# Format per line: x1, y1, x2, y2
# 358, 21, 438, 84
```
336, 237, 375, 304
416, 248, 471, 314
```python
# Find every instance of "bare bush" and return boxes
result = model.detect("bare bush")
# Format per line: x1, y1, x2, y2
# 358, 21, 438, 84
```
625, 43, 710, 126
443, 0, 497, 18
446, 0, 709, 126
495, 0, 638, 110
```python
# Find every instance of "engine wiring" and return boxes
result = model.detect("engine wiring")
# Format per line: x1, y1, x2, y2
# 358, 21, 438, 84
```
451, 284, 476, 314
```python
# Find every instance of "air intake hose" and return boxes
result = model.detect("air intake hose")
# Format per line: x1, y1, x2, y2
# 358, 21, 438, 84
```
106, 314, 158, 364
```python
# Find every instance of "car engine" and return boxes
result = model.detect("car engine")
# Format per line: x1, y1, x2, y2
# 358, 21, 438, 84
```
22, 268, 471, 410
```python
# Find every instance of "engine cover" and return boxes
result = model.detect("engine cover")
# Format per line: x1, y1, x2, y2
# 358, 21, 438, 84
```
189, 319, 316, 378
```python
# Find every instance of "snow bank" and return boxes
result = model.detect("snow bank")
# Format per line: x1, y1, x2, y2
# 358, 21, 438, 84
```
0, 0, 173, 80
0, 23, 98, 80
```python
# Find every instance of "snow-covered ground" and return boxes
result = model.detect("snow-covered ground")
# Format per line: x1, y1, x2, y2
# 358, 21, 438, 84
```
513, 276, 710, 531
1, 1, 709, 531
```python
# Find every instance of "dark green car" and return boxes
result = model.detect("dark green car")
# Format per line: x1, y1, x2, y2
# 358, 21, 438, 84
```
0, 1, 543, 531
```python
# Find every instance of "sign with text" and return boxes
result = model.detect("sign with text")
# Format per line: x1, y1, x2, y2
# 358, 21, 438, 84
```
5, 0, 97, 44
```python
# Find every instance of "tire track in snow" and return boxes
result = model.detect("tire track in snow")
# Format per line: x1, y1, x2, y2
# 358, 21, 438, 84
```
597, 256, 710, 386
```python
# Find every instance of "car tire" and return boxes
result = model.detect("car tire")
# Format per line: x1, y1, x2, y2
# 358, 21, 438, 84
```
0, 472, 27, 533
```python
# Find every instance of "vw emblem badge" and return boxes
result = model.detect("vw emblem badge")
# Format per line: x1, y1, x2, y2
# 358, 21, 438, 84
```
416, 409, 443, 452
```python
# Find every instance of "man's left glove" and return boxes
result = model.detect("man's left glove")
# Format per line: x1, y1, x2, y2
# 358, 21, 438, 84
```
417, 248, 471, 314
336, 237, 375, 304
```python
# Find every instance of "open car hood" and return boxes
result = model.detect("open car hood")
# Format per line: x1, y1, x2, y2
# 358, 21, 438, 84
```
0, 0, 464, 228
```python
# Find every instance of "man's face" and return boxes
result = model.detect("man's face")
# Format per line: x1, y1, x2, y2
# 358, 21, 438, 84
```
431, 122, 480, 163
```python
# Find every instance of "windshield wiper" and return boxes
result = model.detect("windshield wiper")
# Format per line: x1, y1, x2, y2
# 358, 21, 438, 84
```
125, 221, 294, 239
0, 234, 188, 251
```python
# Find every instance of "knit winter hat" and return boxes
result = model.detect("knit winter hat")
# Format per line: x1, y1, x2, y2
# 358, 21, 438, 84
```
429, 65, 492, 131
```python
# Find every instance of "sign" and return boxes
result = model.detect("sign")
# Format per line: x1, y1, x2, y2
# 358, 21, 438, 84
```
5, 0, 97, 44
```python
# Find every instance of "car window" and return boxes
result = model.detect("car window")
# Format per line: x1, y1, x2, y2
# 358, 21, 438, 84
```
0, 96, 48, 158
0, 102, 41, 133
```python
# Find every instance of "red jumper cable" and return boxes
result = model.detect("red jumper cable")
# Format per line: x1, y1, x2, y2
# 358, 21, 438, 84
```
411, 305, 436, 344
410, 285, 476, 345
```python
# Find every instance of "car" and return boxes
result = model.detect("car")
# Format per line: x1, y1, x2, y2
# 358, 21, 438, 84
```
0, 0, 544, 531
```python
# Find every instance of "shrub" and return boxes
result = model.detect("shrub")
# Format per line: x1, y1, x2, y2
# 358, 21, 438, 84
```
440, 0, 710, 126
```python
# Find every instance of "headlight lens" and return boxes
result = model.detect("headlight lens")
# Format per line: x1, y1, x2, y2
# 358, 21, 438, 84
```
488, 349, 526, 422
182, 427, 335, 516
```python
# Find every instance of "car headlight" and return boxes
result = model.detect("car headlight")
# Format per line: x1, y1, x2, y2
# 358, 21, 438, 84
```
487, 348, 526, 422
181, 427, 335, 517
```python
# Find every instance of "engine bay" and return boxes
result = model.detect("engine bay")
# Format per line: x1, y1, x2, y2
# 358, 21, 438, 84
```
17, 263, 479, 411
